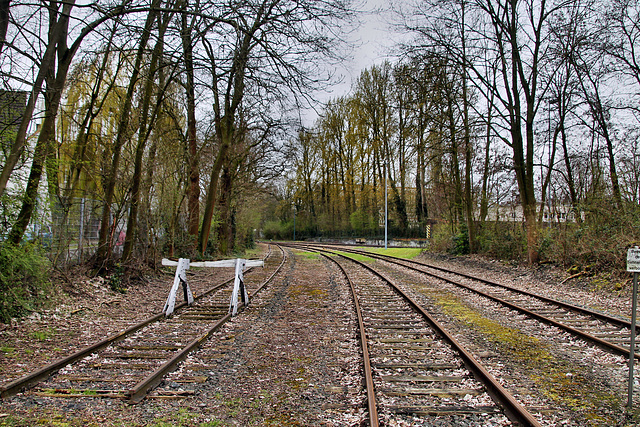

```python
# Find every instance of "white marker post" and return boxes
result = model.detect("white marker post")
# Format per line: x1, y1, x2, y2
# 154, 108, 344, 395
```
161, 258, 264, 317
627, 246, 640, 410
229, 259, 248, 316
162, 258, 194, 316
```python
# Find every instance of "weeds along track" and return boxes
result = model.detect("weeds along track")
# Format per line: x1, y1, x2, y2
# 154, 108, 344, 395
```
0, 245, 286, 404
303, 243, 638, 361
291, 244, 541, 426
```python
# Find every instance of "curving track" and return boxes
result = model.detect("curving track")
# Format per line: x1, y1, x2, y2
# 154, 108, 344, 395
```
0, 244, 286, 403
297, 242, 639, 361
291, 244, 542, 426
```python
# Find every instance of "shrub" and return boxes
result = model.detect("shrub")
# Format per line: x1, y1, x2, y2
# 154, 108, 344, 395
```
0, 242, 52, 323
451, 224, 470, 255
541, 201, 640, 272
476, 221, 527, 261
262, 219, 292, 240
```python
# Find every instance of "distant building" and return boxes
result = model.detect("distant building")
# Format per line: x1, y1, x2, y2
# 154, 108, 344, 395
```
0, 90, 27, 155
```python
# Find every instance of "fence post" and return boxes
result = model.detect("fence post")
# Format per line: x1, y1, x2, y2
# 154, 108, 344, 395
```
78, 197, 85, 262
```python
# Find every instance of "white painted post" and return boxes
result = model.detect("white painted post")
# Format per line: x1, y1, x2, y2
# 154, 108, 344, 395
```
161, 258, 263, 317
627, 246, 640, 409
229, 259, 248, 316
162, 258, 193, 316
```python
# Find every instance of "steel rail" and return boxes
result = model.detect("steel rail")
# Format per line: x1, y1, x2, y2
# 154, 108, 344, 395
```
317, 251, 379, 427
0, 280, 229, 399
127, 244, 287, 403
346, 245, 636, 332
302, 245, 541, 427
312, 244, 639, 359
0, 245, 282, 400
127, 312, 232, 403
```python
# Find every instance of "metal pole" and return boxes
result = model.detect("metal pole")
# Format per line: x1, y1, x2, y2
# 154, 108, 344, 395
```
78, 198, 85, 262
548, 104, 552, 227
629, 271, 638, 409
293, 207, 296, 242
384, 162, 388, 250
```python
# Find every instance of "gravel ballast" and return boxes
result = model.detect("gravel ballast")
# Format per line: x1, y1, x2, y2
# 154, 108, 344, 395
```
0, 245, 638, 426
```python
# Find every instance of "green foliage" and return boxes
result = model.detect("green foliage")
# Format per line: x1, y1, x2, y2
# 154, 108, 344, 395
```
451, 224, 470, 255
0, 242, 52, 323
262, 219, 291, 240
476, 222, 527, 261
161, 232, 197, 259
350, 209, 375, 233
426, 223, 454, 253
108, 263, 126, 293
540, 201, 640, 272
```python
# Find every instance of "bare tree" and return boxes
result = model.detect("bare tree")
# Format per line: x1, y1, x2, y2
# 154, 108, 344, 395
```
400, 0, 569, 262
121, 4, 176, 262
196, 0, 353, 255
0, 1, 146, 199
7, 1, 142, 245
95, 0, 163, 267
180, 0, 200, 247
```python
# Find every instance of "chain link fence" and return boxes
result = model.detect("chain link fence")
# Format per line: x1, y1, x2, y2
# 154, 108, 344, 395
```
47, 197, 103, 266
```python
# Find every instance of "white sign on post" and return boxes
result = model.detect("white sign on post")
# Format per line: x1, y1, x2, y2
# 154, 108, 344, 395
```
628, 248, 640, 273
627, 246, 640, 409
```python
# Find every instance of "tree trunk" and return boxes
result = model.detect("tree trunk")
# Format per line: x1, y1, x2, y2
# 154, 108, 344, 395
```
182, 0, 199, 245
446, 88, 463, 223
198, 120, 232, 254
480, 93, 493, 224
122, 14, 167, 262
216, 157, 234, 255
560, 116, 578, 211
95, 0, 161, 267
7, 1, 77, 244
0, 0, 10, 58
460, 2, 475, 253
7, 102, 56, 244
0, 1, 75, 198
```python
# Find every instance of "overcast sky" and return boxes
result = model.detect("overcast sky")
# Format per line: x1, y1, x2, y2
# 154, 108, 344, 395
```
302, 0, 402, 125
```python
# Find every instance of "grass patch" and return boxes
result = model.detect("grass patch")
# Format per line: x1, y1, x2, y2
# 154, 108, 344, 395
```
242, 246, 264, 259
418, 286, 623, 425
362, 247, 422, 259
333, 251, 375, 263
1, 345, 15, 355
29, 327, 56, 341
149, 408, 223, 427
0, 412, 101, 426
297, 251, 320, 260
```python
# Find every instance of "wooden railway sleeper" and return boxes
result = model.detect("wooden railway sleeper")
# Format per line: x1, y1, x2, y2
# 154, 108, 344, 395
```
311, 247, 542, 427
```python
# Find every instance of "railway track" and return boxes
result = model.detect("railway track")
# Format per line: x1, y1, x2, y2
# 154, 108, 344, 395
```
0, 244, 286, 403
299, 245, 542, 426
295, 242, 639, 361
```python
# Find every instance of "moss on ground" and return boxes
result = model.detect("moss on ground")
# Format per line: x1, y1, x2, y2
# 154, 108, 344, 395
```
0, 407, 224, 427
416, 285, 624, 426
297, 251, 320, 260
